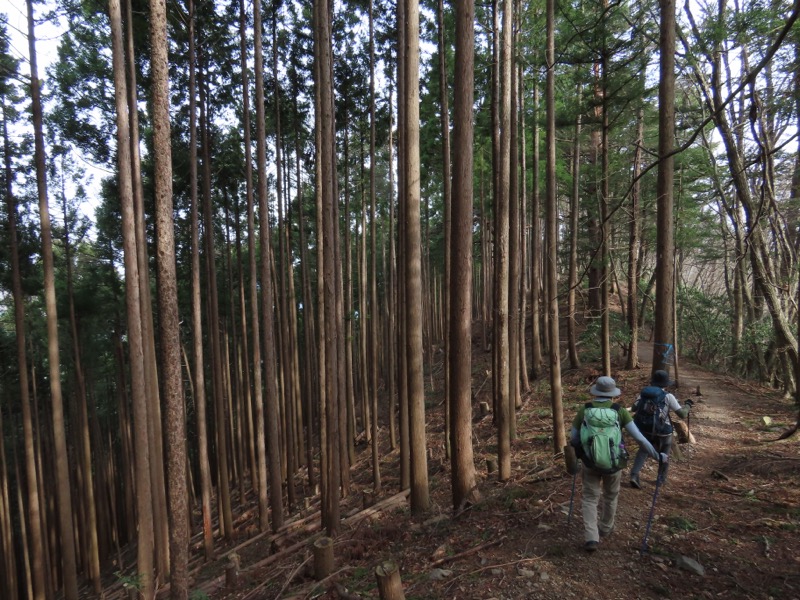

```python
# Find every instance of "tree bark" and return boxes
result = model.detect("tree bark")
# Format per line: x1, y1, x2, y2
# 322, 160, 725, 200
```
494, 0, 512, 481
530, 83, 543, 377
653, 0, 676, 374
437, 0, 452, 459
405, 0, 431, 513
567, 83, 581, 370
545, 0, 566, 454
188, 0, 215, 558
148, 0, 190, 590
61, 195, 102, 595
3, 101, 46, 600
368, 0, 382, 492
109, 0, 154, 593
450, 0, 481, 511
27, 2, 80, 597
315, 0, 341, 534
626, 106, 645, 370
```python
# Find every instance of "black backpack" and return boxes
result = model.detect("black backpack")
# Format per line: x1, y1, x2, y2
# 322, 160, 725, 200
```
633, 386, 673, 438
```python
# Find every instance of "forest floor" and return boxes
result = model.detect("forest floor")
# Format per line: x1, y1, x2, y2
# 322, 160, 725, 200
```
108, 339, 800, 600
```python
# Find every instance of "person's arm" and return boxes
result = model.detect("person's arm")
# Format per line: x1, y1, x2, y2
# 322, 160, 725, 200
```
570, 427, 580, 447
624, 421, 660, 460
667, 393, 689, 419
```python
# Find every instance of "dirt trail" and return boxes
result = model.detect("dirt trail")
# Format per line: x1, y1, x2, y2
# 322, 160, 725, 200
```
526, 343, 800, 600
168, 341, 799, 600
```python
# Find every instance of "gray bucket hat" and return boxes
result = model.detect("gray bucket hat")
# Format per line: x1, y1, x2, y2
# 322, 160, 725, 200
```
589, 376, 622, 398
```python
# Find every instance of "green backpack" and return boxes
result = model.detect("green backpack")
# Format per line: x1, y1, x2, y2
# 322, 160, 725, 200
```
579, 403, 628, 474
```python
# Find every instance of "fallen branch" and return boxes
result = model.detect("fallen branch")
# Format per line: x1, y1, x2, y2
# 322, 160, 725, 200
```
526, 465, 562, 482
247, 554, 311, 600
711, 470, 730, 481
430, 536, 506, 568
439, 554, 543, 594
343, 489, 410, 527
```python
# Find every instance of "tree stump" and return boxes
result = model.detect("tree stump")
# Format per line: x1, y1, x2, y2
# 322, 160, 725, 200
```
375, 560, 404, 600
671, 441, 683, 460
486, 458, 497, 474
673, 420, 696, 444
226, 553, 240, 589
313, 536, 335, 581
126, 587, 137, 600
479, 401, 491, 417
363, 490, 376, 509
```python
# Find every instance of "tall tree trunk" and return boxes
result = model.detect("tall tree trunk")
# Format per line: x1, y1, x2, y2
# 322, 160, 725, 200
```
508, 8, 520, 425
626, 106, 645, 369
600, 25, 611, 376
61, 197, 102, 595
127, 0, 169, 573
368, 0, 382, 493
405, 0, 431, 514
273, 12, 297, 509
437, 0, 452, 459
450, 0, 480, 511
343, 130, 357, 457
252, 0, 285, 532
530, 83, 543, 377
545, 0, 566, 454
494, 0, 512, 481
148, 0, 190, 590
199, 65, 234, 540
109, 0, 154, 593
315, 0, 342, 534
248, 0, 270, 532
567, 83, 582, 369
0, 405, 17, 600
387, 86, 399, 452
653, 0, 676, 374
187, 0, 214, 558
397, 0, 410, 492
517, 60, 530, 393
26, 3, 79, 597
3, 103, 46, 600
294, 90, 317, 489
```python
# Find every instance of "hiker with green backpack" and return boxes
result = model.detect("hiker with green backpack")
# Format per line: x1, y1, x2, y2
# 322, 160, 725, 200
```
570, 376, 667, 552
628, 369, 692, 489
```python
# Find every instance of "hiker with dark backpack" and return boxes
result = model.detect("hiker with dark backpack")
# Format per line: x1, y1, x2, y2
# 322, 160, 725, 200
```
570, 376, 666, 552
629, 369, 691, 489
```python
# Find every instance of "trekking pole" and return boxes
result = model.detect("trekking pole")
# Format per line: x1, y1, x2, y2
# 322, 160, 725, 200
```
640, 455, 668, 554
685, 399, 694, 438
567, 466, 579, 525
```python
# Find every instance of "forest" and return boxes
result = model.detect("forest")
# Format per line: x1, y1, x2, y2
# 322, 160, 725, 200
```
0, 0, 798, 597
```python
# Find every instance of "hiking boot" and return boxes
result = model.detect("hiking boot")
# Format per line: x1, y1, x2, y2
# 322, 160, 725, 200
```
629, 474, 641, 489
599, 528, 613, 538
584, 540, 599, 552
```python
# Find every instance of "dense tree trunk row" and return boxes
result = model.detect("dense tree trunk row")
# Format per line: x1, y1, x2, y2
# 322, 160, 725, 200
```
2, 0, 799, 597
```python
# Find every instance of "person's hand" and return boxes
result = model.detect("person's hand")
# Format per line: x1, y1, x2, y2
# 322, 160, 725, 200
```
659, 453, 669, 465
684, 399, 694, 408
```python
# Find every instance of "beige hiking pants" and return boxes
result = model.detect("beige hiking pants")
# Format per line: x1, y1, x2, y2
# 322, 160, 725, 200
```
581, 467, 621, 542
